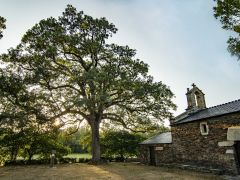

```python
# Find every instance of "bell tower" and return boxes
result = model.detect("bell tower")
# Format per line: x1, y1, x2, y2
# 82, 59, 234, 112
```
186, 83, 206, 112
169, 84, 207, 124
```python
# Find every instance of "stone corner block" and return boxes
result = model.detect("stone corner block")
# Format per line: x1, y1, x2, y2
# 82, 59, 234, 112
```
227, 126, 240, 141
226, 150, 233, 154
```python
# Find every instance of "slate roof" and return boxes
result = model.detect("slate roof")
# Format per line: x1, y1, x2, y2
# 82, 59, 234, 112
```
139, 132, 172, 144
172, 99, 240, 125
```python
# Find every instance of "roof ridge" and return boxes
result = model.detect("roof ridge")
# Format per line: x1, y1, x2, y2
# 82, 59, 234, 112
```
172, 99, 240, 125
207, 99, 240, 109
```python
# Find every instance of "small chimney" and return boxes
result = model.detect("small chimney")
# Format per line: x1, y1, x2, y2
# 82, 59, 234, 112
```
169, 114, 174, 125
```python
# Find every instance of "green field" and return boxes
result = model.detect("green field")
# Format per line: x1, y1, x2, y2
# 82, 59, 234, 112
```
17, 153, 92, 160
63, 153, 92, 159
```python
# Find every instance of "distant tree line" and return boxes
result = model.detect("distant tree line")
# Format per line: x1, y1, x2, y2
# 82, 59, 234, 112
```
0, 121, 70, 165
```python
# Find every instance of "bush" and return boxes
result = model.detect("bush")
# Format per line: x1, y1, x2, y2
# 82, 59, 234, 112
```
58, 158, 69, 164
26, 159, 38, 165
5, 160, 26, 166
40, 158, 51, 164
3, 157, 78, 165
57, 157, 76, 164
3, 157, 88, 166
115, 157, 124, 162
78, 158, 91, 163
79, 158, 84, 163
70, 157, 77, 163
84, 158, 91, 163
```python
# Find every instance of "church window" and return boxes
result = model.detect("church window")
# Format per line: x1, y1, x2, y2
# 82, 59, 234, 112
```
200, 122, 209, 135
203, 124, 207, 132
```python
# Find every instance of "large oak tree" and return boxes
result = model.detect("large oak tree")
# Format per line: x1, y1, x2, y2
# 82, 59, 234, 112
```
0, 5, 176, 164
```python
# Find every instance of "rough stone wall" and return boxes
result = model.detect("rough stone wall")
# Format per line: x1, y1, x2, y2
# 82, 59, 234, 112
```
140, 143, 174, 165
125, 158, 140, 162
140, 144, 149, 165
155, 144, 174, 165
171, 112, 240, 175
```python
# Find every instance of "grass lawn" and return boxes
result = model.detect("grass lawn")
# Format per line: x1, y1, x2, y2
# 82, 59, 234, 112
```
63, 153, 92, 159
0, 162, 223, 180
17, 153, 92, 160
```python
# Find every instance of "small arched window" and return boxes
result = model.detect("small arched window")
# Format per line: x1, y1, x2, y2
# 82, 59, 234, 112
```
200, 122, 209, 135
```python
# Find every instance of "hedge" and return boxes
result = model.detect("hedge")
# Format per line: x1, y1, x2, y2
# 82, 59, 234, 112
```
3, 156, 127, 166
4, 157, 91, 166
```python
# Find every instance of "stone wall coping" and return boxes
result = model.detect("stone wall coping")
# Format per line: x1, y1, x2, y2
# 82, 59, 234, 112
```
156, 163, 223, 175
218, 141, 234, 147
228, 126, 240, 129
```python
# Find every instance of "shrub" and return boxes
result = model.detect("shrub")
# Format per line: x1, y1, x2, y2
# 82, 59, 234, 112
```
84, 158, 91, 163
3, 157, 79, 166
79, 158, 84, 163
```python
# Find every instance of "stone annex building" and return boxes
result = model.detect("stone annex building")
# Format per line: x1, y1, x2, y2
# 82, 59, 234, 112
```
140, 84, 240, 175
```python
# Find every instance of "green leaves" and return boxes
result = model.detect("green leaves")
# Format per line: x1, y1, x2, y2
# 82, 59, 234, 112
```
213, 0, 240, 60
213, 0, 240, 30
0, 16, 6, 40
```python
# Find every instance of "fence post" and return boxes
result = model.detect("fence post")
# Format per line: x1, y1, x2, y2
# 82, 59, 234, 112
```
49, 150, 56, 168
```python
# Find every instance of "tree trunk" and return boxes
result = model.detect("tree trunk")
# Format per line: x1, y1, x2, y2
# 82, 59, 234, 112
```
10, 149, 14, 161
28, 149, 33, 162
28, 155, 33, 162
13, 148, 18, 161
120, 148, 124, 162
90, 112, 101, 164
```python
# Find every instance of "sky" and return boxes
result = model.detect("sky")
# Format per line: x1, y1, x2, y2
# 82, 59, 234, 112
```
0, 0, 240, 127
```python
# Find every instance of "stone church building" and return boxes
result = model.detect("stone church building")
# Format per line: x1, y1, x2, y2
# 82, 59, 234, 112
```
140, 84, 240, 175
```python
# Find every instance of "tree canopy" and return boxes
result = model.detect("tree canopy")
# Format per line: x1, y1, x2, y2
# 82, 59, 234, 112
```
213, 0, 240, 60
0, 5, 176, 164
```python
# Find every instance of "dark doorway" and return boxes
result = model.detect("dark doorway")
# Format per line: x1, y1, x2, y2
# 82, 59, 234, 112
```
149, 146, 156, 166
235, 141, 240, 166
235, 141, 240, 174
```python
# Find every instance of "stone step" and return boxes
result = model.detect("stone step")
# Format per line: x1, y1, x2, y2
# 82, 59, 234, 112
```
157, 163, 223, 175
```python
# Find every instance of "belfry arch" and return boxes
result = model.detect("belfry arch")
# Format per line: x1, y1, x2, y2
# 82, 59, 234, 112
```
195, 91, 202, 107
186, 83, 206, 112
